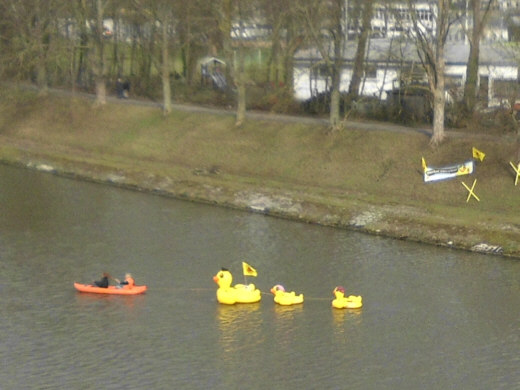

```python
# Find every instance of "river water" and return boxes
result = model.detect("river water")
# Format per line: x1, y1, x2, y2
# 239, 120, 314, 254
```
1, 164, 519, 389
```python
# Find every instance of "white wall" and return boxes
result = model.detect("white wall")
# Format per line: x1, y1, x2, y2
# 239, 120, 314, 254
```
294, 66, 400, 101
294, 63, 519, 107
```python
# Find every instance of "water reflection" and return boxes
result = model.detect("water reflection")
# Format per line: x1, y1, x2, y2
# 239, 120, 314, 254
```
215, 303, 264, 381
216, 304, 263, 349
272, 303, 304, 318
3, 164, 520, 389
332, 307, 363, 345
74, 293, 147, 313
271, 304, 304, 350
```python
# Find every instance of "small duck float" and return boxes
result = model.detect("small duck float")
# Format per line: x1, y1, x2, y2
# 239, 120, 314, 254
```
213, 268, 261, 305
270, 284, 304, 306
332, 286, 362, 309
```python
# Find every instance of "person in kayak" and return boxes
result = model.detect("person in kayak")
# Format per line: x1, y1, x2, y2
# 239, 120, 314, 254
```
93, 272, 111, 288
116, 273, 135, 289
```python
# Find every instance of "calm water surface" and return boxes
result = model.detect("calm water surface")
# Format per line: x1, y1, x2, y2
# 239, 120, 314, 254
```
1, 164, 519, 389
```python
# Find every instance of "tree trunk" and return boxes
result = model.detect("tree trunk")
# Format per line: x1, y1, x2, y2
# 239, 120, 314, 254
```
35, 15, 49, 94
230, 0, 247, 127
463, 0, 481, 113
219, 0, 235, 100
431, 8, 447, 147
329, 0, 346, 131
268, 33, 280, 84
348, 0, 374, 98
281, 20, 301, 93
76, 32, 88, 86
110, 17, 123, 79
464, 41, 479, 112
179, 4, 194, 86
93, 0, 106, 105
431, 84, 446, 146
161, 19, 172, 114
36, 56, 48, 95
329, 57, 342, 130
330, 87, 341, 130
411, 0, 450, 146
95, 78, 107, 105
129, 25, 137, 76
236, 80, 246, 126
235, 38, 247, 126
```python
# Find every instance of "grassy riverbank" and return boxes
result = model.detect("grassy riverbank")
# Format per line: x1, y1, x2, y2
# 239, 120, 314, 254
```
1, 85, 520, 257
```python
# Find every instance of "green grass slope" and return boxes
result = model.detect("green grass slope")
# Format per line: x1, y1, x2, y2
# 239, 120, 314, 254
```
1, 86, 519, 257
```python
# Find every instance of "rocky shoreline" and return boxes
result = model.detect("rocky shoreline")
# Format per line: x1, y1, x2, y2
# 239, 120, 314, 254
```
4, 152, 513, 259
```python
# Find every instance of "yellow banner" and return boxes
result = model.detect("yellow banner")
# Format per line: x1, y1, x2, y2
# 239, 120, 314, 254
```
242, 262, 258, 277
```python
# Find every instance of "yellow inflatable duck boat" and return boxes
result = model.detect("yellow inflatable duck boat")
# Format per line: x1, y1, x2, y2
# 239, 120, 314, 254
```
332, 286, 362, 309
270, 284, 304, 306
213, 268, 261, 305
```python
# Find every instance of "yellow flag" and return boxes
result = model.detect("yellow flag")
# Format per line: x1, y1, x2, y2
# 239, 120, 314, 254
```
421, 157, 427, 172
242, 262, 258, 277
472, 147, 485, 162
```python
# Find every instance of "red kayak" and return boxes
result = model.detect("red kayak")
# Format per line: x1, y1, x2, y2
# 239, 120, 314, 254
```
74, 282, 147, 295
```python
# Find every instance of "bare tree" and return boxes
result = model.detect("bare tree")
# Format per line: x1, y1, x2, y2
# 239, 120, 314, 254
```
301, 0, 347, 131
160, 9, 173, 113
177, 0, 212, 86
409, 0, 455, 146
280, 6, 305, 93
348, 0, 375, 98
70, 0, 111, 105
131, 0, 178, 114
93, 0, 109, 105
0, 0, 66, 92
462, 0, 495, 113
260, 0, 304, 93
214, 0, 250, 127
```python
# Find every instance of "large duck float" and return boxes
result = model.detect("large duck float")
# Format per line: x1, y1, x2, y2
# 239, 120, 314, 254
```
270, 284, 304, 306
74, 282, 147, 295
213, 268, 261, 304
331, 286, 362, 309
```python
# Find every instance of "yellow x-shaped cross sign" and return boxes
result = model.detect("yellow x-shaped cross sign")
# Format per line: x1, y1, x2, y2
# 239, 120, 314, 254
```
510, 161, 520, 186
461, 179, 480, 202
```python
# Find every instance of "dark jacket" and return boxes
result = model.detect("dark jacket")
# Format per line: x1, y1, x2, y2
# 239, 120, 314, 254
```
94, 276, 109, 288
